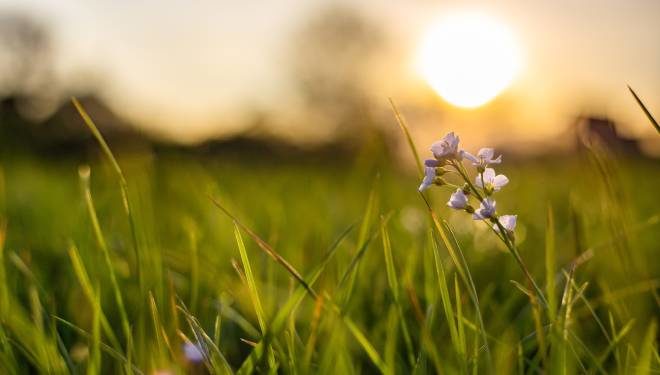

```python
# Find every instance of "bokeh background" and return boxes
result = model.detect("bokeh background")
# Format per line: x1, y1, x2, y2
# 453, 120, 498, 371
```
0, 0, 659, 154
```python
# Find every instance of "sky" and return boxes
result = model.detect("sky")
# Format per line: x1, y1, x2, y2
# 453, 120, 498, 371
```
0, 0, 659, 153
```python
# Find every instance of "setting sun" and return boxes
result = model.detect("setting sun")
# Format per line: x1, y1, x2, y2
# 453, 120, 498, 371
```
417, 12, 522, 108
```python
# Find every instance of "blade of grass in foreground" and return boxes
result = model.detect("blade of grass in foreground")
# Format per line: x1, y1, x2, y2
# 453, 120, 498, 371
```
71, 97, 144, 297
380, 217, 416, 367
237, 224, 353, 374
340, 179, 379, 308
545, 205, 557, 321
66, 243, 122, 352
233, 223, 276, 369
389, 98, 423, 177
635, 320, 657, 375
53, 317, 143, 374
211, 198, 388, 373
627, 85, 660, 133
79, 165, 132, 349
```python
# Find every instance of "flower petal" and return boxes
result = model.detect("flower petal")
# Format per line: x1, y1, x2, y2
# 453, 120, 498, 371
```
482, 168, 496, 182
477, 148, 494, 160
425, 159, 441, 167
461, 150, 479, 164
492, 174, 509, 190
447, 189, 468, 209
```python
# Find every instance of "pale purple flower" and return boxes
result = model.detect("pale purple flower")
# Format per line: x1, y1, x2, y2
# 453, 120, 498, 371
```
183, 342, 205, 363
424, 159, 441, 167
475, 168, 509, 192
418, 166, 436, 192
494, 215, 517, 233
430, 132, 460, 160
447, 189, 469, 210
473, 198, 496, 219
462, 148, 502, 168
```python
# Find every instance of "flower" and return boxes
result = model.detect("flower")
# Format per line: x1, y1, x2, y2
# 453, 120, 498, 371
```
494, 215, 517, 233
462, 148, 501, 168
183, 342, 205, 363
424, 159, 441, 167
430, 132, 460, 160
473, 198, 496, 219
418, 166, 437, 192
447, 189, 469, 210
475, 168, 509, 192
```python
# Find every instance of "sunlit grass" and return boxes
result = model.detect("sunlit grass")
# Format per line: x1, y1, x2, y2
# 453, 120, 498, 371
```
0, 100, 657, 374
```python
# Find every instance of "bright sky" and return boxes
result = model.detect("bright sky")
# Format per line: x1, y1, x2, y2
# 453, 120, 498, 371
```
1, 0, 659, 152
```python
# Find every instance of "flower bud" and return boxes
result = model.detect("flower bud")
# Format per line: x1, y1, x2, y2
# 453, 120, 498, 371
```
477, 165, 486, 173
461, 183, 471, 195
435, 167, 449, 176
433, 177, 446, 186
465, 205, 475, 214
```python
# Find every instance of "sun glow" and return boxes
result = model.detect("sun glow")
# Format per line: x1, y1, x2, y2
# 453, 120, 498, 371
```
417, 12, 522, 108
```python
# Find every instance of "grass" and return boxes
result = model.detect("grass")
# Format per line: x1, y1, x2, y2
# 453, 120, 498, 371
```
0, 100, 658, 374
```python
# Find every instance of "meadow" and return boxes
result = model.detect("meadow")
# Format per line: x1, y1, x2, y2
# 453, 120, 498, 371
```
0, 102, 658, 374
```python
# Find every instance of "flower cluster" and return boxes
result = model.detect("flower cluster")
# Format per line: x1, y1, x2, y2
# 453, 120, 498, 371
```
418, 132, 517, 237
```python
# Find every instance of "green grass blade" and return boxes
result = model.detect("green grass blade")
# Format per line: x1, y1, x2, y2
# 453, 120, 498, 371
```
340, 181, 379, 307
53, 317, 143, 374
380, 217, 415, 367
389, 98, 423, 177
233, 223, 276, 368
545, 205, 557, 321
628, 85, 660, 133
429, 232, 461, 357
71, 97, 144, 299
67, 243, 122, 352
238, 225, 353, 373
87, 286, 102, 375
635, 320, 657, 375
79, 166, 132, 347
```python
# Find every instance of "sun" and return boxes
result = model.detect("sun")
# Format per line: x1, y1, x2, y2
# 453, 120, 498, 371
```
416, 12, 522, 108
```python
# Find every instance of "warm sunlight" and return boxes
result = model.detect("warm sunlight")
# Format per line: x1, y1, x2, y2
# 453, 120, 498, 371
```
417, 12, 522, 108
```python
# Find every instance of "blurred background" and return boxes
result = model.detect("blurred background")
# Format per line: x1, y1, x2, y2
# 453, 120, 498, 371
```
0, 0, 658, 156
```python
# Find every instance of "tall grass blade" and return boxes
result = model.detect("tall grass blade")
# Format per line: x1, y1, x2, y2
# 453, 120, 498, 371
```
389, 98, 423, 177
380, 217, 415, 367
635, 320, 657, 375
67, 243, 122, 352
545, 205, 557, 320
233, 223, 276, 368
79, 165, 132, 347
71, 97, 144, 297
627, 85, 660, 133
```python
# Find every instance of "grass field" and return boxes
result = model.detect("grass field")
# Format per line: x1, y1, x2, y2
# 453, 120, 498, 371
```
0, 106, 658, 374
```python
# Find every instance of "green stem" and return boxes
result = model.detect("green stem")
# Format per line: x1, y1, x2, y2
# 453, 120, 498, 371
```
493, 219, 549, 308
450, 161, 484, 202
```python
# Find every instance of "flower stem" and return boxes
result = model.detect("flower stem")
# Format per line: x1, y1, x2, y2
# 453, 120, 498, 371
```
493, 219, 549, 308
450, 161, 484, 202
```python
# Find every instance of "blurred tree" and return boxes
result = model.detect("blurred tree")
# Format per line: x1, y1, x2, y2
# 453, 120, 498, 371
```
290, 5, 389, 142
0, 13, 53, 94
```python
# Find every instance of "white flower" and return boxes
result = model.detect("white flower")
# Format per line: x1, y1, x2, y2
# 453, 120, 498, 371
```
494, 215, 517, 233
418, 166, 436, 192
430, 132, 460, 160
473, 198, 496, 219
475, 168, 509, 192
447, 189, 469, 210
462, 148, 501, 168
